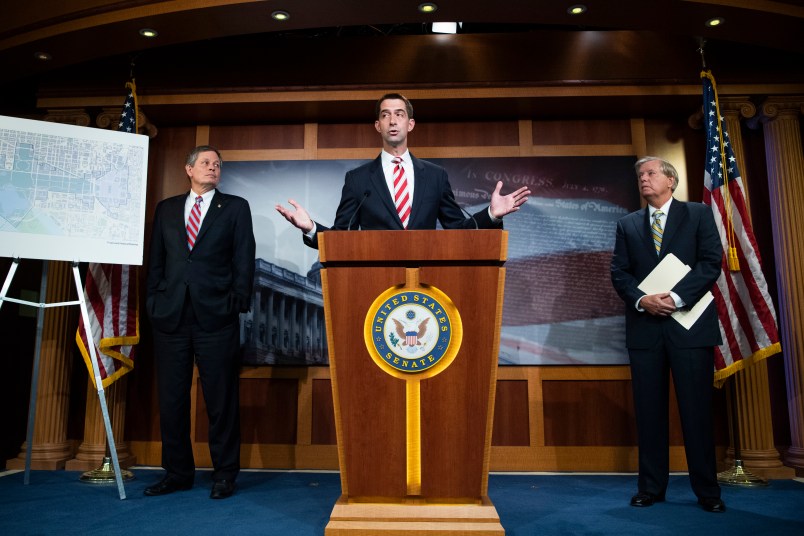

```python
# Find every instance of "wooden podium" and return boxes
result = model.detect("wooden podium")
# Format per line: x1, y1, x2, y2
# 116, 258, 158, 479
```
319, 230, 508, 535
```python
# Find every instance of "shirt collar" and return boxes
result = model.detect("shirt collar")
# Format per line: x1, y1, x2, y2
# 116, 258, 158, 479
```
649, 197, 673, 218
381, 150, 410, 167
189, 189, 216, 203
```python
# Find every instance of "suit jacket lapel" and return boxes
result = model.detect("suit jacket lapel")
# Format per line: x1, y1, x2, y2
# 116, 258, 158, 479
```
173, 194, 191, 254
409, 154, 427, 228
637, 208, 655, 256
660, 199, 685, 256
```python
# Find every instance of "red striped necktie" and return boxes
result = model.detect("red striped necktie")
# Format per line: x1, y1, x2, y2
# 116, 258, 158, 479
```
392, 157, 411, 229
186, 195, 202, 249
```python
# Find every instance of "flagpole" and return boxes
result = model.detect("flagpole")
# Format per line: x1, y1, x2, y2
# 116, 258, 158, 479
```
697, 37, 707, 70
74, 69, 142, 488
697, 41, 769, 487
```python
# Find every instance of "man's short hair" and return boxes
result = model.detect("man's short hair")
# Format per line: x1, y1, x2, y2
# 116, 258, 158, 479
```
186, 145, 222, 167
375, 93, 414, 119
635, 156, 679, 191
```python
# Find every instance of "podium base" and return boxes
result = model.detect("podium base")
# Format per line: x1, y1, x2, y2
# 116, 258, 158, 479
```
325, 496, 505, 535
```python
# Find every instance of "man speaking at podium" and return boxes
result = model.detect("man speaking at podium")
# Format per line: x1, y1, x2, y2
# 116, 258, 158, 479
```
275, 93, 530, 240
610, 156, 725, 513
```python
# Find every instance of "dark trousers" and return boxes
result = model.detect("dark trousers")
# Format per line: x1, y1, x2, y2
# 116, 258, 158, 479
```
628, 338, 721, 500
152, 294, 241, 482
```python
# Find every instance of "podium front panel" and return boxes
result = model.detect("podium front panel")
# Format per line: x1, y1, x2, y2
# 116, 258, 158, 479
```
320, 230, 506, 502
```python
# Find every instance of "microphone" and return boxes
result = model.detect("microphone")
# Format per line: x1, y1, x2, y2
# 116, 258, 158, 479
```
459, 204, 479, 230
347, 190, 371, 230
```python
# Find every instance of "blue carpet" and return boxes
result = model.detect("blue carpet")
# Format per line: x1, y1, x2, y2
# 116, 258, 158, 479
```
1, 469, 803, 535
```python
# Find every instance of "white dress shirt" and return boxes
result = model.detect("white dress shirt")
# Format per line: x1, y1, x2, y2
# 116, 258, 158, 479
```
185, 189, 215, 228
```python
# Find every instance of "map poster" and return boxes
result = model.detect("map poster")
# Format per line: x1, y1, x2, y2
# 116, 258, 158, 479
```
0, 115, 149, 266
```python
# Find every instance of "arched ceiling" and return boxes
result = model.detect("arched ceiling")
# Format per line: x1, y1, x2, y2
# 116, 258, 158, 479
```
2, 1, 803, 124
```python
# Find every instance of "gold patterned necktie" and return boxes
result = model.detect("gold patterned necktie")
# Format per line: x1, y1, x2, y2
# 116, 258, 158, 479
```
652, 210, 664, 255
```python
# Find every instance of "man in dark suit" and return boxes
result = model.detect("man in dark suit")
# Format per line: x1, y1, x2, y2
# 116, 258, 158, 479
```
610, 156, 725, 513
145, 145, 256, 500
275, 93, 530, 241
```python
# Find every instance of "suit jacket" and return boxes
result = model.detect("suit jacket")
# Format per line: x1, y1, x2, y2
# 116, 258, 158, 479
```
610, 199, 723, 349
304, 154, 501, 248
147, 189, 256, 333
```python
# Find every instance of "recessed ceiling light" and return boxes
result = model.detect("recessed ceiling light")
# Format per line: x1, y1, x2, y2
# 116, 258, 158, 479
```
139, 28, 158, 38
568, 5, 587, 15
34, 51, 51, 61
272, 10, 290, 21
706, 17, 725, 27
419, 3, 437, 13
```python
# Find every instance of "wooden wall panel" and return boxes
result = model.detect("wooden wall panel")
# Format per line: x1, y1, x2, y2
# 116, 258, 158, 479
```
311, 379, 336, 445
149, 126, 198, 201
411, 121, 520, 147
195, 377, 299, 445
492, 380, 530, 446
542, 379, 729, 447
317, 121, 520, 150
542, 379, 639, 446
532, 119, 632, 146
209, 124, 305, 150
128, 366, 730, 471
318, 123, 382, 149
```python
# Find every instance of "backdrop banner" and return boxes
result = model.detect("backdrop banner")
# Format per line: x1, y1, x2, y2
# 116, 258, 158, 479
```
225, 156, 639, 366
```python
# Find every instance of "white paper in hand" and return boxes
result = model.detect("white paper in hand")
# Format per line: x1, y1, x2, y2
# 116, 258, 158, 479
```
637, 253, 712, 330
637, 253, 690, 294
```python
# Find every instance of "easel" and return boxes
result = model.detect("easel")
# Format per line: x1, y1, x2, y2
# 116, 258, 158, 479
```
0, 258, 127, 500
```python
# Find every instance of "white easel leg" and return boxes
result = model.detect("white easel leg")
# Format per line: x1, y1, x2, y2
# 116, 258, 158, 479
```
71, 264, 126, 500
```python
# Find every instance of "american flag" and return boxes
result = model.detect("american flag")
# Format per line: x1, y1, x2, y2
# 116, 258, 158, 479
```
76, 264, 138, 387
701, 70, 781, 386
75, 79, 140, 388
117, 80, 137, 133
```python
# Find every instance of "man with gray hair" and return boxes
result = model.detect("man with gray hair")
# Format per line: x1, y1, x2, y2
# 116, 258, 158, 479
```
610, 156, 725, 512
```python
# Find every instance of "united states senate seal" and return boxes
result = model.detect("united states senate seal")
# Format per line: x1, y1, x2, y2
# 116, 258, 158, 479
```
364, 284, 463, 380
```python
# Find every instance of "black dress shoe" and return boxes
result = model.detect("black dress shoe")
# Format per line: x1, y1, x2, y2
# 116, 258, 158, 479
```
144, 477, 193, 496
630, 492, 665, 507
210, 479, 235, 499
698, 497, 726, 512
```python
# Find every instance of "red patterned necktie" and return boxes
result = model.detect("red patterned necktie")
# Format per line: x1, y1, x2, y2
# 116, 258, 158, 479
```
186, 195, 202, 249
392, 157, 411, 229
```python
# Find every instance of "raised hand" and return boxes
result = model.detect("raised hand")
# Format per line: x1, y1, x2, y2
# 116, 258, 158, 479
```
275, 199, 315, 233
489, 181, 530, 219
